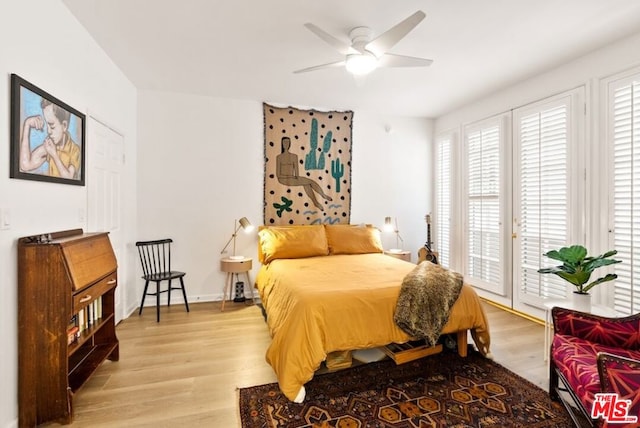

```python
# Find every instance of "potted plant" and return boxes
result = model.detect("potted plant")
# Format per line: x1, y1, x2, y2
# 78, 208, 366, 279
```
537, 245, 621, 311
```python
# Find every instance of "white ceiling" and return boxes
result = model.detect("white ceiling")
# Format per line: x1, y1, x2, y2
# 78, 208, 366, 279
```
62, 0, 640, 118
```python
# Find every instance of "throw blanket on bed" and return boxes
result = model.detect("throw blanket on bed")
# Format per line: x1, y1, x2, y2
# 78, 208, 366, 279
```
394, 261, 464, 346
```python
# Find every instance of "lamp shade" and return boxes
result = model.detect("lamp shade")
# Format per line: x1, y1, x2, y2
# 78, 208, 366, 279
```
238, 217, 254, 232
384, 216, 394, 232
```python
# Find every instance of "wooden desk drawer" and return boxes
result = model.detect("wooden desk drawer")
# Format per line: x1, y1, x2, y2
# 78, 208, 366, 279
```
63, 233, 117, 290
73, 274, 117, 312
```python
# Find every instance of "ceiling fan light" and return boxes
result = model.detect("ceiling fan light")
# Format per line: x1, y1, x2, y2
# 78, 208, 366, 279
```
345, 53, 378, 75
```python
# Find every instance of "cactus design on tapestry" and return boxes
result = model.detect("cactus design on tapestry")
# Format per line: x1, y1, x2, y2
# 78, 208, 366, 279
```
263, 103, 353, 225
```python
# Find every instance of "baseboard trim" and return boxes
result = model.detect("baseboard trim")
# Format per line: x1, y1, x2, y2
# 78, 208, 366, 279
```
480, 298, 545, 326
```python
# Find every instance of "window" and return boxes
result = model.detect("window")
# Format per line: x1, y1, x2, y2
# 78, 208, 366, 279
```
464, 116, 505, 293
513, 95, 575, 306
608, 72, 640, 315
435, 134, 452, 268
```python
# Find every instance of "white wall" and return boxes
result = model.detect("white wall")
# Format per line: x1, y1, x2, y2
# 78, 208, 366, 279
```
351, 114, 433, 251
137, 90, 433, 302
435, 31, 640, 131
0, 1, 138, 426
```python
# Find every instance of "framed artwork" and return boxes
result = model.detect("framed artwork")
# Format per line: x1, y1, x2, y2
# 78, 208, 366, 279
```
10, 74, 85, 186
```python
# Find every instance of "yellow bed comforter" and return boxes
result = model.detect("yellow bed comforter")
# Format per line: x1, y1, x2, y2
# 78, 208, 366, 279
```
255, 253, 491, 401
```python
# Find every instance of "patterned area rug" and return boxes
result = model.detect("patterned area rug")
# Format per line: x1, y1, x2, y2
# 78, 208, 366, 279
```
239, 348, 572, 427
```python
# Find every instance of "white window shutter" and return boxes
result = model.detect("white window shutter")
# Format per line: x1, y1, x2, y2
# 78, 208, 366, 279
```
610, 75, 640, 315
464, 119, 503, 292
436, 136, 451, 268
516, 100, 570, 303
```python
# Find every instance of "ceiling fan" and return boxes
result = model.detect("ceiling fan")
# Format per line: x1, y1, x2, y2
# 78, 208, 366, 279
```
294, 10, 433, 76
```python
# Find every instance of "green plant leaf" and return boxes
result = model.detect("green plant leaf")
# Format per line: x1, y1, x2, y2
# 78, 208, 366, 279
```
557, 245, 587, 263
583, 273, 618, 293
559, 263, 577, 273
582, 258, 622, 272
543, 250, 564, 262
555, 271, 585, 287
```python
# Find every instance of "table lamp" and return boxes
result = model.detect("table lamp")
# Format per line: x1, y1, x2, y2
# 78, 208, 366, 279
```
384, 216, 404, 252
220, 217, 254, 259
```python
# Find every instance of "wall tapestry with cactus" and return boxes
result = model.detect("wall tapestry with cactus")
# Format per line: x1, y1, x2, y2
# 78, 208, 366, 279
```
263, 103, 353, 225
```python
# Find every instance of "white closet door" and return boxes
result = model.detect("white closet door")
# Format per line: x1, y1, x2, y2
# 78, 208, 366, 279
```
87, 116, 125, 321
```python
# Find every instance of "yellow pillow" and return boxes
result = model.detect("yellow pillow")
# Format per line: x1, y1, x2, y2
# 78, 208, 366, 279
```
325, 224, 384, 255
258, 225, 329, 263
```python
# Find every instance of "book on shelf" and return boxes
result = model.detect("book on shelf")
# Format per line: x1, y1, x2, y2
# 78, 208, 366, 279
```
74, 296, 103, 333
78, 310, 85, 332
96, 297, 102, 319
67, 326, 79, 345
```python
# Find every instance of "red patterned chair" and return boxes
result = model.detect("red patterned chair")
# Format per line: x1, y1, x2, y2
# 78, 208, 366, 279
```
549, 306, 640, 427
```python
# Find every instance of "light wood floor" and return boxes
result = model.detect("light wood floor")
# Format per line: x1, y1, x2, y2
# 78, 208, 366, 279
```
43, 300, 549, 428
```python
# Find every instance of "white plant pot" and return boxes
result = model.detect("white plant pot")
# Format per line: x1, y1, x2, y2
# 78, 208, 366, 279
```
572, 292, 592, 312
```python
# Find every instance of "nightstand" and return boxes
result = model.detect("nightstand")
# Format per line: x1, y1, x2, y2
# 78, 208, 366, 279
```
220, 257, 254, 311
384, 250, 412, 262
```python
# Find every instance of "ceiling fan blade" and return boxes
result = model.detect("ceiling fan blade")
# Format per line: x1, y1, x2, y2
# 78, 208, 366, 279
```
365, 10, 426, 58
304, 23, 358, 55
293, 60, 346, 74
377, 53, 433, 68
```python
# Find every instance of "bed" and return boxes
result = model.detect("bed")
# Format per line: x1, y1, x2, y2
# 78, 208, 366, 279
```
255, 224, 491, 402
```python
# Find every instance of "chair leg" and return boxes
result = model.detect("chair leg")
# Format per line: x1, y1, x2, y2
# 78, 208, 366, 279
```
549, 359, 559, 401
179, 277, 189, 312
139, 280, 150, 315
167, 279, 172, 307
156, 281, 161, 322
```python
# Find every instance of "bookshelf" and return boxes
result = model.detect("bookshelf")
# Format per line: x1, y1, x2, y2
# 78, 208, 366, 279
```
18, 229, 119, 427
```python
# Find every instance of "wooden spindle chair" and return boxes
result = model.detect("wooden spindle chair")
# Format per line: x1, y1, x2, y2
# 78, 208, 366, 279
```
136, 239, 189, 322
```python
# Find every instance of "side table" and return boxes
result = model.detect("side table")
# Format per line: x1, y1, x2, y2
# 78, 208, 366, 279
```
220, 257, 254, 311
543, 300, 618, 361
384, 250, 412, 262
